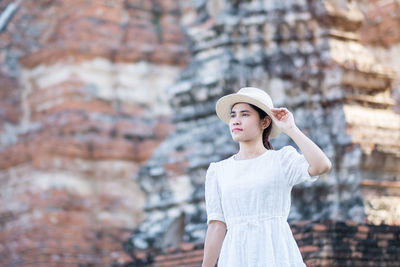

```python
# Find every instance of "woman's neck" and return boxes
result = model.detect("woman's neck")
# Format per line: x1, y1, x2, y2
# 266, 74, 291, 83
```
236, 141, 267, 160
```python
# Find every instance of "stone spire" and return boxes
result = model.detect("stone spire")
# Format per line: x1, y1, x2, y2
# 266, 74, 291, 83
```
127, 0, 399, 260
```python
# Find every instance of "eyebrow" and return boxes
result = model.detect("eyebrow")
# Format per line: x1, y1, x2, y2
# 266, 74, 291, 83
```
230, 109, 251, 114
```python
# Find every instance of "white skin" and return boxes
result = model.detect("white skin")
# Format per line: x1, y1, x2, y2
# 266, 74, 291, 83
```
230, 102, 271, 158
202, 102, 332, 267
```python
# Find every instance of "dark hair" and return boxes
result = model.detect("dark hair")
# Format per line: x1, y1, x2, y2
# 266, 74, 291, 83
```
249, 104, 274, 150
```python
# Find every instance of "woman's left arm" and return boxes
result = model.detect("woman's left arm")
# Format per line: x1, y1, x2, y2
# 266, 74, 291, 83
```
270, 107, 332, 176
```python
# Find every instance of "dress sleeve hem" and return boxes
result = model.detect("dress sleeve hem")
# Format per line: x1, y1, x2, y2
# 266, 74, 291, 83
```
207, 213, 226, 225
297, 156, 319, 185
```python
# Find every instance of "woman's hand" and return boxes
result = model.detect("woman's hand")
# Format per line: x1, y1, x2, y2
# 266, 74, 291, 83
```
270, 107, 296, 134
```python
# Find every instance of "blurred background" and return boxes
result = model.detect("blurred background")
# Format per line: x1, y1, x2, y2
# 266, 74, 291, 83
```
0, 0, 399, 266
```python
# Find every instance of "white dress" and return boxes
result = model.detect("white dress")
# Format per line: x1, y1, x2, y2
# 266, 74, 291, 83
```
205, 146, 319, 267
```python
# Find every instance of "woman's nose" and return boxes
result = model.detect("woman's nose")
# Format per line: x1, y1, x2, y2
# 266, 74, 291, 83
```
232, 118, 240, 125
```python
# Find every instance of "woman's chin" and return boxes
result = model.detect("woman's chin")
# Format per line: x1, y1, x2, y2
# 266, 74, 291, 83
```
231, 135, 244, 142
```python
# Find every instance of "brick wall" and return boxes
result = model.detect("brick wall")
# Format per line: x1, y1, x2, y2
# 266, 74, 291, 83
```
358, 0, 400, 47
0, 0, 188, 266
355, 0, 400, 226
0, 224, 133, 266
127, 220, 400, 267
357, 0, 400, 113
292, 220, 400, 266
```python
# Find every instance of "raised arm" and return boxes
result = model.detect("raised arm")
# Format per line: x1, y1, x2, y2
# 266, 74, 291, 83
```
270, 107, 332, 176
202, 220, 226, 267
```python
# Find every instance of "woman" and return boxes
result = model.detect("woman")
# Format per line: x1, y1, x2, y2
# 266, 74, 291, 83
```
202, 87, 331, 267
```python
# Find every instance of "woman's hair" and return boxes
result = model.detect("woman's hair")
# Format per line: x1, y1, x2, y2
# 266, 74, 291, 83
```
249, 104, 274, 150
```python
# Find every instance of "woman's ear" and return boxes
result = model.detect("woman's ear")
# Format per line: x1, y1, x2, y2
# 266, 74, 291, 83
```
261, 116, 271, 129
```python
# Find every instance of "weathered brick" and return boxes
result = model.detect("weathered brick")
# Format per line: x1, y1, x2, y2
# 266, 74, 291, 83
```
2, 1, 400, 267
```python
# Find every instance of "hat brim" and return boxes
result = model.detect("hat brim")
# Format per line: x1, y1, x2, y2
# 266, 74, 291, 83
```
215, 94, 281, 138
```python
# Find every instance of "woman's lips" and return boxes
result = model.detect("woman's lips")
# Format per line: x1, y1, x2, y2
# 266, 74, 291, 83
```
232, 128, 243, 132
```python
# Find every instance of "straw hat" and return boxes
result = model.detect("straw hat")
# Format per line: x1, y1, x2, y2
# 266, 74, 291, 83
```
215, 87, 281, 138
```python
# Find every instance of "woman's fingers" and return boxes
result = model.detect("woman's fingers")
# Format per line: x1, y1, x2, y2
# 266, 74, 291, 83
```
270, 107, 288, 120
270, 107, 296, 131
271, 107, 287, 114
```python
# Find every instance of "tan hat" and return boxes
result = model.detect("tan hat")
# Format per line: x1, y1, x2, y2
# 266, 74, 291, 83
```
215, 87, 281, 138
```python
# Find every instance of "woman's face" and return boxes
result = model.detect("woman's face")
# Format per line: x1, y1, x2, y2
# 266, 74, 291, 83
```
229, 102, 267, 143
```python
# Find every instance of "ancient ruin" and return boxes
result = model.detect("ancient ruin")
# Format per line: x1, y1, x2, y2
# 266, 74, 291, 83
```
0, 0, 187, 265
0, 0, 399, 266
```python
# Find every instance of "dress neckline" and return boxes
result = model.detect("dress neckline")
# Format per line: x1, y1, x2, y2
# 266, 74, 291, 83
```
230, 149, 271, 162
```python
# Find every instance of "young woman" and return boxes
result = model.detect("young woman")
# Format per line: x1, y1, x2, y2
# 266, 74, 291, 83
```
202, 87, 331, 267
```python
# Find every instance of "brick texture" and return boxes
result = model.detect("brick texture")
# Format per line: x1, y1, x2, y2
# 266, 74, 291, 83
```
358, 0, 400, 46
127, 220, 400, 267
0, 0, 187, 266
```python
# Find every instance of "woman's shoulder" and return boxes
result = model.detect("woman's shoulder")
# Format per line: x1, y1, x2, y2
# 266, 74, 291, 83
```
274, 145, 306, 164
207, 155, 235, 170
276, 145, 299, 155
210, 157, 230, 167
277, 145, 296, 151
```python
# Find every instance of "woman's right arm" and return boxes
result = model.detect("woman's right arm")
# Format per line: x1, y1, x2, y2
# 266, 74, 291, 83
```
202, 220, 226, 267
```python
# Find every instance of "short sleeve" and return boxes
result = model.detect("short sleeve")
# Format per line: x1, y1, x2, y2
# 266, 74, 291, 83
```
279, 146, 319, 187
204, 162, 225, 224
